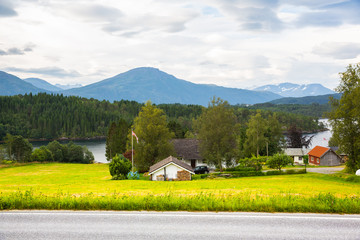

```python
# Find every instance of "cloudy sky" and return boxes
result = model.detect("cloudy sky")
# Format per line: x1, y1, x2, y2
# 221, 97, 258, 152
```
1, 0, 360, 89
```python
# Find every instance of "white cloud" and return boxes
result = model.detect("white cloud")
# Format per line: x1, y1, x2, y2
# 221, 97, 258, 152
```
313, 42, 360, 59
0, 0, 359, 91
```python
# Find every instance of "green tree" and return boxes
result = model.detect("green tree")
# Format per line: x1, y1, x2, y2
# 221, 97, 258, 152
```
47, 140, 64, 162
11, 135, 33, 162
329, 63, 360, 173
244, 112, 267, 157
4, 133, 14, 160
196, 97, 237, 171
105, 119, 129, 161
83, 146, 95, 164
31, 146, 53, 162
264, 113, 285, 156
68, 142, 84, 163
109, 154, 132, 180
267, 153, 292, 171
133, 101, 175, 172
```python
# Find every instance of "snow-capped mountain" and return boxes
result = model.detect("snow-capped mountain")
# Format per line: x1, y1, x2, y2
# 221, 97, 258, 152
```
253, 82, 335, 98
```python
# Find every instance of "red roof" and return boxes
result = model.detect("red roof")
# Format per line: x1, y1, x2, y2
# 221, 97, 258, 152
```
308, 146, 330, 158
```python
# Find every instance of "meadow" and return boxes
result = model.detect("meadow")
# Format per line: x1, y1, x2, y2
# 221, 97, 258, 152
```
0, 163, 360, 213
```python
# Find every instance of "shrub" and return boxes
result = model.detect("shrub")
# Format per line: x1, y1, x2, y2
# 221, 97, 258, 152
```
237, 156, 266, 171
345, 175, 360, 183
127, 171, 140, 180
31, 146, 53, 162
267, 153, 292, 171
109, 154, 132, 180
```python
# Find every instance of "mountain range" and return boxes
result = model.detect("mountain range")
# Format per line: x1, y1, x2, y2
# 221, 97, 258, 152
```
0, 67, 336, 105
253, 82, 335, 97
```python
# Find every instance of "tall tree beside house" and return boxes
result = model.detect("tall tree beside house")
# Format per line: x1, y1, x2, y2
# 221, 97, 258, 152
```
244, 112, 267, 157
105, 119, 129, 161
133, 101, 175, 172
195, 97, 237, 172
287, 124, 313, 148
263, 113, 285, 156
329, 63, 360, 173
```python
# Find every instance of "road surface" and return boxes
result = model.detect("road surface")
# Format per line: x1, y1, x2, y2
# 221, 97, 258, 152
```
1, 211, 360, 239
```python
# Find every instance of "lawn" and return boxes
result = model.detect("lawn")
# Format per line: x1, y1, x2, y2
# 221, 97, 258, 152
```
0, 163, 359, 213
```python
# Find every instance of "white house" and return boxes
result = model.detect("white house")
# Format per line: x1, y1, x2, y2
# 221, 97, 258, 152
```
284, 148, 310, 165
149, 156, 195, 181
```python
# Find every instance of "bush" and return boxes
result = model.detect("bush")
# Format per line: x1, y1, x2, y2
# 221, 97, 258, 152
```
225, 166, 257, 172
267, 153, 292, 171
345, 175, 360, 183
111, 174, 127, 180
109, 154, 132, 180
127, 171, 140, 180
266, 170, 283, 176
31, 146, 53, 162
237, 156, 266, 171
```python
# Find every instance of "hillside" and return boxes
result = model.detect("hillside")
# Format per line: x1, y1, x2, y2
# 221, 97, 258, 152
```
269, 93, 342, 105
253, 82, 335, 97
0, 71, 47, 95
23, 78, 62, 92
62, 67, 281, 105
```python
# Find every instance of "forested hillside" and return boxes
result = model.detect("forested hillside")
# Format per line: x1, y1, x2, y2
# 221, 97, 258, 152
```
0, 93, 324, 141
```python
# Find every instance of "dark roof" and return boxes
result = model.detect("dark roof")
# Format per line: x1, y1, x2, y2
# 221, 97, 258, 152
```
171, 139, 202, 160
149, 156, 194, 174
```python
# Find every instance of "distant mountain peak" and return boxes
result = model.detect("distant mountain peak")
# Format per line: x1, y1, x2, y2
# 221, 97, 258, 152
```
253, 82, 335, 98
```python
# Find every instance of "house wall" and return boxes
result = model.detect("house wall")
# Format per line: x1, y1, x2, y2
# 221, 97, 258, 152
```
309, 155, 320, 165
151, 164, 184, 181
293, 156, 304, 164
320, 151, 341, 166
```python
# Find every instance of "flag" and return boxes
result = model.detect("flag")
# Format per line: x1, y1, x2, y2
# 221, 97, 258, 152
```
132, 130, 139, 143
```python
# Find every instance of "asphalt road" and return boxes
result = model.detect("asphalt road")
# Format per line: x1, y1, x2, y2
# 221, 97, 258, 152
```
1, 211, 360, 240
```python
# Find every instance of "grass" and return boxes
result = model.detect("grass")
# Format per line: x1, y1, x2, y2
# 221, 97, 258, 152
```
0, 163, 359, 213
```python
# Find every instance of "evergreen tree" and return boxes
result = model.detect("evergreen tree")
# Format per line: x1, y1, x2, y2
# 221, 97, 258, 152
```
133, 101, 174, 172
105, 119, 129, 161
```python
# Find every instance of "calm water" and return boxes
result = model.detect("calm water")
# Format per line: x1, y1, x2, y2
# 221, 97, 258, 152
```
304, 119, 332, 148
30, 119, 332, 163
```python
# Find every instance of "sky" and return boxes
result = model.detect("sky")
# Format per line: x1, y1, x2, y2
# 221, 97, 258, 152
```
1, 0, 360, 90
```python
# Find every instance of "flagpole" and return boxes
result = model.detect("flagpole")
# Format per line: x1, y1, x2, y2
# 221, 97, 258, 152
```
131, 129, 134, 173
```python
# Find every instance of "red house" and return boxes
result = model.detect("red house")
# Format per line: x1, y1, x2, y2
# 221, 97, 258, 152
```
308, 146, 342, 166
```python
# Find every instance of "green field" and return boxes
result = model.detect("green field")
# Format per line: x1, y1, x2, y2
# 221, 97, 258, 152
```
0, 163, 360, 213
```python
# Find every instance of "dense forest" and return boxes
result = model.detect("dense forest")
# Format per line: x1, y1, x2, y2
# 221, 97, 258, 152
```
0, 93, 325, 141
243, 103, 330, 118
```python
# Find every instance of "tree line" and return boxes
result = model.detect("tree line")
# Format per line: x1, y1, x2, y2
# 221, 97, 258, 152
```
1, 133, 94, 164
106, 98, 315, 172
0, 93, 324, 141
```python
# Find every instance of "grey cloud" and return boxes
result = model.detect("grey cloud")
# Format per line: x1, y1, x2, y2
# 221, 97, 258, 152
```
313, 42, 360, 59
0, 47, 24, 55
103, 13, 198, 36
0, 0, 17, 17
295, 0, 360, 27
5, 67, 81, 77
72, 4, 123, 22
0, 44, 35, 56
227, 6, 284, 31
7, 47, 24, 55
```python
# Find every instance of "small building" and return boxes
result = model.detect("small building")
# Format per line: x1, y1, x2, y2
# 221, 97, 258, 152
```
172, 139, 205, 168
149, 156, 195, 181
284, 148, 310, 165
308, 146, 342, 166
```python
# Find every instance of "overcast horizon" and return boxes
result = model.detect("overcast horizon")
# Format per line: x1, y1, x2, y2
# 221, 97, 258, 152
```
1, 0, 360, 90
